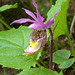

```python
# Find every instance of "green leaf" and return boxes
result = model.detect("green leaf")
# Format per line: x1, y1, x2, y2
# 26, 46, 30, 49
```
59, 58, 75, 69
53, 49, 74, 69
58, 71, 63, 75
0, 3, 17, 12
0, 26, 41, 69
18, 67, 58, 75
53, 49, 71, 64
0, 52, 41, 69
46, 0, 69, 40
46, 0, 66, 20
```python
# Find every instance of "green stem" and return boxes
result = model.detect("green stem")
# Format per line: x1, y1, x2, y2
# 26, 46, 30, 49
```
31, 56, 41, 68
54, 39, 58, 51
50, 0, 53, 8
0, 18, 11, 29
39, 58, 48, 68
36, 61, 41, 68
67, 34, 75, 57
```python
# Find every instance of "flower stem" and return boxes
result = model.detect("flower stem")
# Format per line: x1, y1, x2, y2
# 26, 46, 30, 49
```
0, 18, 11, 29
49, 28, 53, 70
39, 58, 48, 68
31, 56, 41, 68
36, 61, 41, 68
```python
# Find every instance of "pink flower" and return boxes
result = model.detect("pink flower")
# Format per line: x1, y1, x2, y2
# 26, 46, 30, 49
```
10, 0, 58, 30
10, 0, 58, 56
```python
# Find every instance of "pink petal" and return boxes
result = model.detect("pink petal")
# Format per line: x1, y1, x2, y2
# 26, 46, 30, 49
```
37, 31, 47, 48
10, 18, 34, 25
52, 21, 59, 33
37, 10, 44, 22
32, 0, 37, 9
28, 23, 45, 30
45, 17, 54, 28
54, 10, 60, 17
22, 8, 37, 20
43, 11, 59, 29
30, 31, 33, 41
32, 0, 44, 22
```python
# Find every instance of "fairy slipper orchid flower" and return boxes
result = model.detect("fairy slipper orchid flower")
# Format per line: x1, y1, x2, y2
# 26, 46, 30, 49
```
24, 30, 47, 56
10, 0, 58, 56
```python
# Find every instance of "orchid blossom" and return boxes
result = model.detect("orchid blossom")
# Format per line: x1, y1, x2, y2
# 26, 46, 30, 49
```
10, 0, 58, 56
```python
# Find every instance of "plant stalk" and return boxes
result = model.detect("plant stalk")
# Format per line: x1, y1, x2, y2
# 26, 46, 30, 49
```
67, 34, 75, 57
31, 56, 41, 68
0, 18, 11, 29
36, 61, 41, 68
39, 58, 48, 68
49, 28, 53, 70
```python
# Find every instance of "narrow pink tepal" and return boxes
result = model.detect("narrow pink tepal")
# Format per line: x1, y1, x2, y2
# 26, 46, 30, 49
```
10, 0, 58, 30
10, 0, 59, 56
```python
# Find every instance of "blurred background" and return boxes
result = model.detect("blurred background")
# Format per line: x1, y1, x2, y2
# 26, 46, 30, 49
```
0, 0, 75, 75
